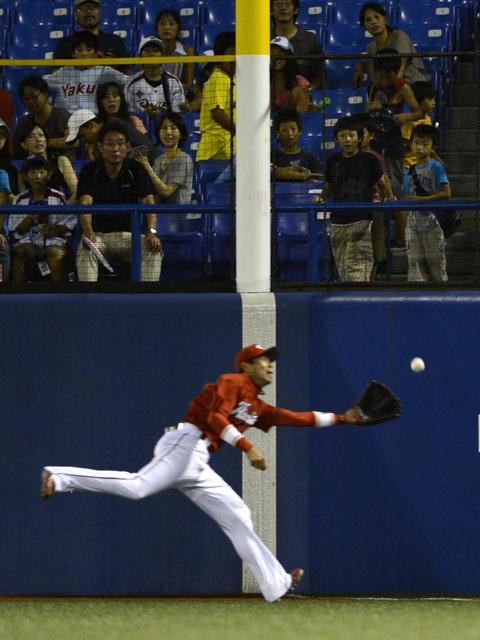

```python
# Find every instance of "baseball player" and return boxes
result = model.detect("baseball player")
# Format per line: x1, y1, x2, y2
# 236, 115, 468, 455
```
41, 344, 363, 602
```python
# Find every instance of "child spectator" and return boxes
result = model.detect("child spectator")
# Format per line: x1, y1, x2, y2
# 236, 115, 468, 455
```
125, 37, 188, 116
14, 76, 71, 159
270, 37, 311, 113
65, 108, 156, 163
9, 155, 77, 282
272, 110, 321, 181
155, 9, 195, 94
0, 120, 19, 195
43, 31, 127, 114
18, 124, 78, 203
401, 124, 451, 282
402, 81, 438, 169
131, 112, 193, 204
313, 117, 394, 282
365, 48, 422, 246
356, 116, 395, 278
197, 32, 236, 161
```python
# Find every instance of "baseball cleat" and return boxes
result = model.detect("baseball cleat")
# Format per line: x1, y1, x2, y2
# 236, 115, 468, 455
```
41, 469, 55, 500
289, 567, 304, 592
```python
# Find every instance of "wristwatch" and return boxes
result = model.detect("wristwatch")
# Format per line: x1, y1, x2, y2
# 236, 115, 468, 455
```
148, 228, 158, 234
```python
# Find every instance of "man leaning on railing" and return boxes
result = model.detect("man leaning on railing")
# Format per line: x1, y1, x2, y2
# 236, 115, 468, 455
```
75, 120, 163, 282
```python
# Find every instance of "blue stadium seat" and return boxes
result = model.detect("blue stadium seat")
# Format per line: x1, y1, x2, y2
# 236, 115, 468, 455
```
204, 182, 234, 204
7, 43, 57, 61
15, 1, 73, 26
311, 88, 369, 117
395, 0, 456, 28
405, 24, 452, 75
405, 23, 451, 51
329, 0, 393, 25
156, 213, 207, 281
325, 23, 369, 49
109, 26, 136, 54
199, 23, 234, 51
181, 112, 201, 139
0, 4, 10, 28
140, 0, 202, 29
11, 24, 69, 49
296, 0, 330, 27
203, 0, 235, 26
324, 24, 368, 89
275, 210, 333, 281
299, 112, 322, 137
209, 211, 234, 275
197, 160, 230, 186
100, 1, 137, 27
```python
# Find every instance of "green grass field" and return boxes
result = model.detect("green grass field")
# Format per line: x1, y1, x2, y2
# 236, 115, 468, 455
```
2, 597, 480, 640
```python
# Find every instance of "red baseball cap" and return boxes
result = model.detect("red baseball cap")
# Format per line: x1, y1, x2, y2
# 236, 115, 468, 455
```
235, 344, 277, 372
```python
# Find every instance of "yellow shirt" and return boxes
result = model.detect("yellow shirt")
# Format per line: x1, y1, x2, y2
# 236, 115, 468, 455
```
197, 67, 236, 160
401, 114, 432, 168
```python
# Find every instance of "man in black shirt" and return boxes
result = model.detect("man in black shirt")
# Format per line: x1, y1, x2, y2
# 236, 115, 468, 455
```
54, 0, 129, 71
76, 120, 162, 281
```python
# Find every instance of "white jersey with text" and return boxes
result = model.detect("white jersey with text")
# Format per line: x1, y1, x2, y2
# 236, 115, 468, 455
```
124, 70, 185, 114
43, 65, 127, 113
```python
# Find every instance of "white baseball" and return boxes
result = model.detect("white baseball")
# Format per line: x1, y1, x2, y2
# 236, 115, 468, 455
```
410, 357, 425, 373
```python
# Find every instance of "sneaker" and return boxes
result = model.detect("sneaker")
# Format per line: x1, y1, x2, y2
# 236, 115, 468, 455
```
40, 469, 55, 500
289, 568, 304, 592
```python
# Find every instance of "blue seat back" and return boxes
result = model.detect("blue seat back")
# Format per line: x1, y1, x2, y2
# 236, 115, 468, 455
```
203, 0, 235, 26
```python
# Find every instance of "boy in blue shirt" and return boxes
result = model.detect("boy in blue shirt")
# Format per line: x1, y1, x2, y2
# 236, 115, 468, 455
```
401, 124, 451, 282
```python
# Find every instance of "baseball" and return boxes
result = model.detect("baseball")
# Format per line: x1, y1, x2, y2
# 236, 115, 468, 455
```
410, 357, 425, 373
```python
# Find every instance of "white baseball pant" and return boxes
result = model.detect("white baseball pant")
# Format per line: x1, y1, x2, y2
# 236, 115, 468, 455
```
45, 422, 293, 603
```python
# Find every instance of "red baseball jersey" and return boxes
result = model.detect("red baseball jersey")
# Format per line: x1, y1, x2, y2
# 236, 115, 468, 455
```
184, 372, 316, 452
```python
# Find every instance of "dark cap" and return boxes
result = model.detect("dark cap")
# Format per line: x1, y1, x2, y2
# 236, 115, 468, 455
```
21, 154, 51, 173
235, 344, 277, 372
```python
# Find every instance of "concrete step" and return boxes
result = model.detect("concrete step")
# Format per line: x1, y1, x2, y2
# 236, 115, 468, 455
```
443, 151, 480, 174
449, 84, 480, 106
445, 106, 478, 129
453, 60, 478, 84
383, 245, 477, 280
448, 174, 478, 198
443, 128, 479, 152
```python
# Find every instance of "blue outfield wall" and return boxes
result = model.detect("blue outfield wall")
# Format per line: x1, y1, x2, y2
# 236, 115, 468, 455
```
277, 292, 480, 595
1, 292, 480, 595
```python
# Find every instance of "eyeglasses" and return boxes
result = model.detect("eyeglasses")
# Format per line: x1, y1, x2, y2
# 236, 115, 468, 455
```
101, 141, 128, 149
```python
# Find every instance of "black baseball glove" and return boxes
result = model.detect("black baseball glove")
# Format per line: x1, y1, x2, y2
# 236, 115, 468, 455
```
349, 380, 402, 426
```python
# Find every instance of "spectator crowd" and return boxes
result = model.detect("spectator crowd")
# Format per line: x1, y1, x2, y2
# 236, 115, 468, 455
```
0, 0, 456, 284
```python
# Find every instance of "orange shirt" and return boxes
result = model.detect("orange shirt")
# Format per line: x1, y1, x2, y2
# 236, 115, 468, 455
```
184, 372, 316, 452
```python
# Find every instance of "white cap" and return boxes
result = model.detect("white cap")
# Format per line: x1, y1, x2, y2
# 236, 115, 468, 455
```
65, 108, 96, 143
270, 36, 294, 52
138, 36, 164, 54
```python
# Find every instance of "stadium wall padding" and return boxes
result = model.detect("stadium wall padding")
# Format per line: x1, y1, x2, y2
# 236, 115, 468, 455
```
2, 292, 480, 595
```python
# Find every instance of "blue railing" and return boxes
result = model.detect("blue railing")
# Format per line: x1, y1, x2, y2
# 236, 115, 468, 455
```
2, 199, 478, 283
